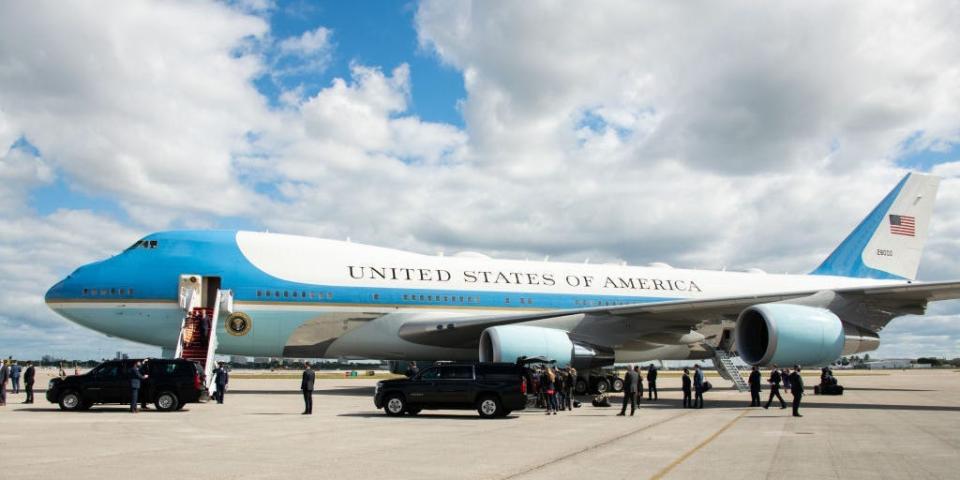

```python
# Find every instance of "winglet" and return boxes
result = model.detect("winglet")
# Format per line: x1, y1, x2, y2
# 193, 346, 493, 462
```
811, 173, 940, 280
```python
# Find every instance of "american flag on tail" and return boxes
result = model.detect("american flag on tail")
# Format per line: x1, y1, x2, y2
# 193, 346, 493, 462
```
889, 214, 915, 237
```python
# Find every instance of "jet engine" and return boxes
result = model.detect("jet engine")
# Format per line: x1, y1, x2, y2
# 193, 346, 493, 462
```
735, 303, 877, 366
479, 325, 614, 369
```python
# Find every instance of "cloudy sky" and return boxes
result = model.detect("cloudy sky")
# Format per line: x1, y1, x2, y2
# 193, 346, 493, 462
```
1, 0, 959, 360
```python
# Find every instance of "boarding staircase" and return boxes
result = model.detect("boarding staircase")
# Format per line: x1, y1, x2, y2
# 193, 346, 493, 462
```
712, 349, 750, 392
175, 281, 232, 396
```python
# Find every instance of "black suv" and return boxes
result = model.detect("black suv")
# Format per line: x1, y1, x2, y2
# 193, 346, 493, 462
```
374, 362, 528, 418
47, 358, 206, 411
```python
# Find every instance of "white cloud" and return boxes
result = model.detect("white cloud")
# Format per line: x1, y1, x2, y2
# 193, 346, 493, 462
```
279, 26, 331, 56
0, 0, 272, 224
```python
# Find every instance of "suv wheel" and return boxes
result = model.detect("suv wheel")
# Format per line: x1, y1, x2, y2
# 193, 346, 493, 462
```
59, 391, 82, 411
477, 395, 502, 419
155, 391, 180, 411
384, 394, 407, 417
611, 377, 624, 392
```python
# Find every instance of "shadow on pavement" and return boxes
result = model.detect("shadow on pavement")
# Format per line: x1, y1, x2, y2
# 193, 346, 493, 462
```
226, 386, 375, 397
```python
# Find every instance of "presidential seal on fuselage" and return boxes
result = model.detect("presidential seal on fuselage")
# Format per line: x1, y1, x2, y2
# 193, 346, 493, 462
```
225, 312, 252, 336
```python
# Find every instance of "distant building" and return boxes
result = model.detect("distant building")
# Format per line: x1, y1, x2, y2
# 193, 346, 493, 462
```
864, 359, 913, 369
230, 356, 250, 365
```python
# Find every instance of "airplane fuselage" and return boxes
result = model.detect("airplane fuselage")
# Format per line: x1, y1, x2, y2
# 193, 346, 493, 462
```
44, 230, 897, 361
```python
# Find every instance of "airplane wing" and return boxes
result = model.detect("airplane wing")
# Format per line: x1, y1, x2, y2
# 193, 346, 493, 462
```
397, 280, 960, 348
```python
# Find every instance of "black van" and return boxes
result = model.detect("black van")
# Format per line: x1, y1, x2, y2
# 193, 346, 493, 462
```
374, 362, 528, 418
47, 358, 206, 411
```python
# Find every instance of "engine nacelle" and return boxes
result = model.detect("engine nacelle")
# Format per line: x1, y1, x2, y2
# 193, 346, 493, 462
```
735, 304, 846, 366
479, 325, 614, 370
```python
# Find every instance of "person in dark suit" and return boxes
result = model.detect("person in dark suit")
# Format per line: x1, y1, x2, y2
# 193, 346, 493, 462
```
681, 368, 692, 408
647, 364, 659, 400
301, 363, 316, 414
213, 362, 229, 404
764, 364, 786, 409
789, 365, 804, 417
405, 361, 419, 378
24, 361, 36, 404
129, 360, 148, 413
746, 365, 761, 406
693, 364, 705, 408
618, 365, 639, 416
0, 359, 8, 407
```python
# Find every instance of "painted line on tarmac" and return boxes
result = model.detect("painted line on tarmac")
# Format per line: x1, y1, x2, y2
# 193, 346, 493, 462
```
500, 409, 693, 480
650, 409, 749, 480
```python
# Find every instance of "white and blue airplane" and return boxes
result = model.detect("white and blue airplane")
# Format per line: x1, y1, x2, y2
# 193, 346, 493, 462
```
45, 173, 960, 381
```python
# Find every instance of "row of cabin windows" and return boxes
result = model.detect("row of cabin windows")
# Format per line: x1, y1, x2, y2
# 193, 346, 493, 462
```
256, 290, 334, 300
401, 294, 481, 303
82, 288, 135, 296
574, 299, 632, 307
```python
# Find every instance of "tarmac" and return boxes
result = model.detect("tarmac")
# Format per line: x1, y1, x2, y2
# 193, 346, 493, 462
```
1, 369, 959, 480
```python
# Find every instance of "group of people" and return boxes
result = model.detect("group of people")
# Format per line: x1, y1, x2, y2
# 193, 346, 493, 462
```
621, 363, 702, 415
1, 359, 37, 406
526, 365, 578, 414
747, 364, 805, 416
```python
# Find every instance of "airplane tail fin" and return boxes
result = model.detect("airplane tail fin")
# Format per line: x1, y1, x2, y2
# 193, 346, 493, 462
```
811, 172, 940, 281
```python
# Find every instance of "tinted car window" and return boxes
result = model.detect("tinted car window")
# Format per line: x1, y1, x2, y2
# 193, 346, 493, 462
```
96, 364, 122, 379
441, 366, 473, 379
419, 367, 440, 380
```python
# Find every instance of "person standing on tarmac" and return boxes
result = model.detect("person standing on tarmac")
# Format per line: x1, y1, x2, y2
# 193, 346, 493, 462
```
564, 368, 576, 411
0, 359, 8, 407
647, 364, 659, 400
681, 368, 692, 408
789, 365, 804, 417
301, 362, 316, 414
129, 360, 148, 413
213, 362, 229, 404
10, 361, 21, 394
405, 361, 419, 378
634, 365, 644, 403
23, 361, 36, 404
693, 364, 705, 408
749, 366, 762, 407
764, 364, 787, 409
618, 364, 639, 416
541, 367, 557, 415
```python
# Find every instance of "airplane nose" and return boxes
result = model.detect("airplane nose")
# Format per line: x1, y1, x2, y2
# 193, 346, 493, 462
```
46, 277, 67, 304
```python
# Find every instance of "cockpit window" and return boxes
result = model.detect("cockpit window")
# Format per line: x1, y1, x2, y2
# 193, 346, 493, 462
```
124, 239, 159, 251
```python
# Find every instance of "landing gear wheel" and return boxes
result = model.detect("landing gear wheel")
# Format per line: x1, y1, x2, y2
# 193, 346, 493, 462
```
384, 394, 407, 417
594, 378, 610, 394
155, 391, 180, 411
575, 379, 589, 395
477, 395, 502, 419
611, 377, 624, 392
59, 391, 82, 411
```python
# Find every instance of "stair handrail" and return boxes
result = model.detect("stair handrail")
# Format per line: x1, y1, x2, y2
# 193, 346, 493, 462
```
174, 316, 187, 358
203, 289, 226, 392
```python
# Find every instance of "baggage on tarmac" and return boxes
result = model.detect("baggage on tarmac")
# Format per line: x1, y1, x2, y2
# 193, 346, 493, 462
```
814, 384, 844, 395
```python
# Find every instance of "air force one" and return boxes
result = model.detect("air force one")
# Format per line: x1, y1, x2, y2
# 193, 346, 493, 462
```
45, 173, 960, 387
